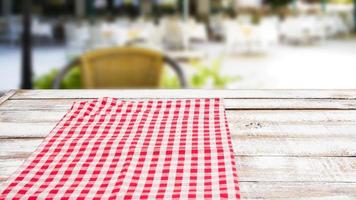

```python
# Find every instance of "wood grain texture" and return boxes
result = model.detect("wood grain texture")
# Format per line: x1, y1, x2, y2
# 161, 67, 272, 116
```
2, 119, 356, 138
11, 89, 356, 99
0, 90, 16, 106
1, 136, 356, 158
1, 110, 356, 156
1, 181, 355, 200
1, 90, 356, 199
2, 110, 356, 125
1, 156, 355, 182
2, 110, 356, 137
239, 182, 356, 199
2, 99, 356, 110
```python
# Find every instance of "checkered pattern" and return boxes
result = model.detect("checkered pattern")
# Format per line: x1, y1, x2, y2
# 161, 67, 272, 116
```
0, 98, 240, 199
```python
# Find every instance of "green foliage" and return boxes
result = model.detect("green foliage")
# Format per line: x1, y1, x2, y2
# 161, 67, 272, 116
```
34, 66, 82, 89
264, 0, 294, 9
160, 70, 181, 89
189, 59, 241, 89
61, 67, 82, 89
34, 69, 59, 89
161, 58, 241, 89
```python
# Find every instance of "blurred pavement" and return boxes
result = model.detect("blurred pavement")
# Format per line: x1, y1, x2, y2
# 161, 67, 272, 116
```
1, 38, 356, 91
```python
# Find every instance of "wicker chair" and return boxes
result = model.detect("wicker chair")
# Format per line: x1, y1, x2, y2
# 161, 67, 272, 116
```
53, 47, 187, 89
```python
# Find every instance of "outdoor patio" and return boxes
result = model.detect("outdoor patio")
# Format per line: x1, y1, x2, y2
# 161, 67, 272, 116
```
1, 37, 356, 91
1, 0, 355, 92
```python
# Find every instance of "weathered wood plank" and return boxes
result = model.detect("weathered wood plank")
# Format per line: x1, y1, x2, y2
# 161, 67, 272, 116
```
237, 156, 356, 182
0, 110, 66, 123
0, 181, 355, 199
233, 137, 356, 156
2, 120, 356, 138
228, 110, 356, 124
0, 100, 73, 111
1, 110, 356, 142
1, 156, 356, 182
2, 134, 356, 159
0, 90, 16, 106
1, 102, 355, 157
12, 89, 356, 99
0, 159, 24, 182
2, 110, 356, 124
233, 124, 356, 137
0, 139, 42, 159
0, 122, 55, 138
2, 99, 356, 111
239, 182, 356, 199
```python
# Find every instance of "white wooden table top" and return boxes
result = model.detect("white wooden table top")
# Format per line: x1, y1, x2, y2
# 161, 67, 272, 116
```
1, 89, 356, 199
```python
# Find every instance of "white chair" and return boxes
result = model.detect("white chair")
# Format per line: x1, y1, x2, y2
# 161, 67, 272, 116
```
344, 13, 355, 32
320, 15, 342, 38
186, 20, 208, 43
32, 18, 54, 43
224, 19, 269, 54
247, 24, 269, 53
224, 20, 248, 53
160, 17, 188, 50
64, 21, 90, 55
280, 16, 314, 44
259, 16, 280, 45
237, 14, 253, 24
210, 14, 227, 39
126, 21, 156, 44
100, 22, 124, 46
87, 22, 113, 50
115, 17, 131, 27
333, 14, 348, 35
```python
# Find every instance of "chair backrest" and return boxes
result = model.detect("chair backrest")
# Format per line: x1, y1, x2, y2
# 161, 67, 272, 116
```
80, 47, 164, 89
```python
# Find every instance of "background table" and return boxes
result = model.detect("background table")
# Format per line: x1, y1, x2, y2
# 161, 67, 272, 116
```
1, 90, 356, 199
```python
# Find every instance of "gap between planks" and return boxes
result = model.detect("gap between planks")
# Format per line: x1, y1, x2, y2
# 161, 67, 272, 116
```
0, 90, 17, 107
3, 110, 356, 124
11, 89, 356, 100
2, 121, 356, 138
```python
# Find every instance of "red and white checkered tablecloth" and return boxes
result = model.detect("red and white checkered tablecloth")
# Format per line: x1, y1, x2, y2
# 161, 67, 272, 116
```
1, 98, 240, 199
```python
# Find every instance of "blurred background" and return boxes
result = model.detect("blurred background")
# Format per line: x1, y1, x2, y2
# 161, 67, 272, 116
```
0, 0, 355, 92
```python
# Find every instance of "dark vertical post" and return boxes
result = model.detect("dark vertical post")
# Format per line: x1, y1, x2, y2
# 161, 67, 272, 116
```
86, 0, 95, 17
107, 0, 113, 14
21, 0, 33, 89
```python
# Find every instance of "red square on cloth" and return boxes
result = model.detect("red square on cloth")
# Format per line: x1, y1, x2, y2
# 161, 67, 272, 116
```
0, 98, 240, 199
